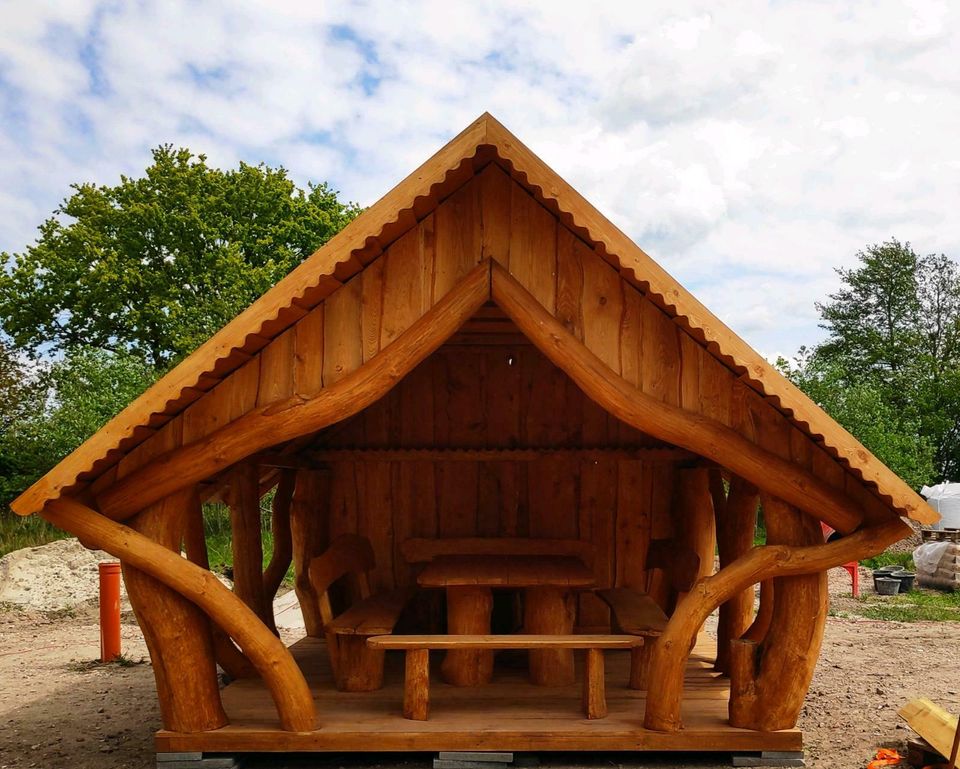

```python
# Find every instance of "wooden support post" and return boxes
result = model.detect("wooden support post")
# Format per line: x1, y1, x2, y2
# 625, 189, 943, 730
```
43, 497, 317, 732
290, 469, 328, 637
582, 648, 607, 719
227, 463, 274, 633
404, 648, 430, 721
742, 579, 774, 643
262, 469, 295, 602
728, 495, 828, 732
713, 473, 759, 674
675, 467, 716, 586
121, 488, 228, 733
641, 514, 910, 732
182, 491, 256, 680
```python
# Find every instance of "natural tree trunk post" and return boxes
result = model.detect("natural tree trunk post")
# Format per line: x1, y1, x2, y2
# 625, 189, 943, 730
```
673, 467, 716, 623
262, 469, 296, 602
227, 462, 274, 634
43, 497, 317, 732
290, 468, 329, 637
742, 579, 774, 643
713, 473, 759, 674
122, 488, 228, 733
728, 495, 828, 731
641, 516, 909, 732
182, 490, 256, 679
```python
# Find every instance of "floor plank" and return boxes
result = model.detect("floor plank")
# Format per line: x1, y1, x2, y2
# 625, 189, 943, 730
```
156, 635, 802, 754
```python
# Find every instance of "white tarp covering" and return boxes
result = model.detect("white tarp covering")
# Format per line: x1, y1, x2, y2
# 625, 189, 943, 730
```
914, 541, 951, 574
920, 482, 960, 529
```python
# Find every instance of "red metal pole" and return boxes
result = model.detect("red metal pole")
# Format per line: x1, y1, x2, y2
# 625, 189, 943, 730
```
99, 562, 122, 662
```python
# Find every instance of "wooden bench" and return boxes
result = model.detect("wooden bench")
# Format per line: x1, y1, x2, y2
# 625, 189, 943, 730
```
367, 634, 643, 721
309, 534, 413, 692
596, 539, 701, 689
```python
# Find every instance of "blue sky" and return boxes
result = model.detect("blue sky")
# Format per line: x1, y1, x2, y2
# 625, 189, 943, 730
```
1, 1, 958, 359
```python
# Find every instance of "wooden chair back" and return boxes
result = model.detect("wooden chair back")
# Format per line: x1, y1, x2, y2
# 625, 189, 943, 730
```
645, 538, 701, 593
308, 534, 376, 628
401, 537, 596, 568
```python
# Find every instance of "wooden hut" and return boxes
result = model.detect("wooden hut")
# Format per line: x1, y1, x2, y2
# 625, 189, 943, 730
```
13, 114, 937, 759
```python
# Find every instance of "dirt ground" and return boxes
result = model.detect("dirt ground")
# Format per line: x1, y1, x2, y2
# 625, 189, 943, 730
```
1, 568, 958, 769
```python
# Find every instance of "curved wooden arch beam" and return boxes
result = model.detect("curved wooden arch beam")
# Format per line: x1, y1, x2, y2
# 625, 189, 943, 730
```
96, 260, 491, 521
42, 497, 316, 733
490, 262, 863, 534
641, 514, 909, 732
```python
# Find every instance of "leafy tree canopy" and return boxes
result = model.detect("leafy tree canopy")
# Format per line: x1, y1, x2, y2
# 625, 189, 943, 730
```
0, 346, 155, 508
0, 146, 360, 367
795, 238, 960, 484
778, 350, 937, 490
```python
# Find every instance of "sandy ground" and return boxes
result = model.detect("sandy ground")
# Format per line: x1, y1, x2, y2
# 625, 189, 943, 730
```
1, 567, 959, 769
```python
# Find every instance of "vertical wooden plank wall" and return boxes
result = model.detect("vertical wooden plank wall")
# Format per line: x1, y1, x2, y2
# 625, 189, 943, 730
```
105, 160, 885, 625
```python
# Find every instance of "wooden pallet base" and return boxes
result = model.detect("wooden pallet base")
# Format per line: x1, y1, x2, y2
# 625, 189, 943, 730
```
156, 636, 802, 755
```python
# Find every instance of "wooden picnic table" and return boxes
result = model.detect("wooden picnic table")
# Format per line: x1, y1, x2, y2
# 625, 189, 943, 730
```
417, 554, 595, 687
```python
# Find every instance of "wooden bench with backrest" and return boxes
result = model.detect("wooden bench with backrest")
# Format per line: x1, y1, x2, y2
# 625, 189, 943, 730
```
309, 533, 414, 692
596, 538, 701, 689
367, 634, 643, 721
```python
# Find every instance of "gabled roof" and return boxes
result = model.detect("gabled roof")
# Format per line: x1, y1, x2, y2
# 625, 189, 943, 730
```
12, 113, 937, 523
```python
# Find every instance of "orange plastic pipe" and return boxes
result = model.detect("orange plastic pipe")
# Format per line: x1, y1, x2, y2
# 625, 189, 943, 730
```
98, 562, 122, 662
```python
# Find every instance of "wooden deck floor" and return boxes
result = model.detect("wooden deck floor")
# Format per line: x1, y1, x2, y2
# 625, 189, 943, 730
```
156, 636, 801, 754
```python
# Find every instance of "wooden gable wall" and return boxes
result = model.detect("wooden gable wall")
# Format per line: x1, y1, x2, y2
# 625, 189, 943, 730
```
91, 160, 891, 567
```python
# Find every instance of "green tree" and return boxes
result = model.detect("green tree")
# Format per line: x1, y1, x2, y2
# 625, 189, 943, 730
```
778, 350, 936, 489
0, 146, 360, 367
804, 238, 960, 482
0, 347, 156, 508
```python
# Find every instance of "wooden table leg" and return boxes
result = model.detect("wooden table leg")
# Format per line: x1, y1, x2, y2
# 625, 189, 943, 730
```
523, 586, 576, 685
441, 585, 494, 686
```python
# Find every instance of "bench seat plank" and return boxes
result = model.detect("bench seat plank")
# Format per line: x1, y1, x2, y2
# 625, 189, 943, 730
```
596, 588, 668, 636
326, 588, 412, 636
367, 634, 643, 650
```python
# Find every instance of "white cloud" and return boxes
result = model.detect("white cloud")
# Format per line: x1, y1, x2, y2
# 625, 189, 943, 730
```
1, 0, 958, 357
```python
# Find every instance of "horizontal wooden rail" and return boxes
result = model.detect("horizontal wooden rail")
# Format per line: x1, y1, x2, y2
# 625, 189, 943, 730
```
642, 516, 911, 731
302, 447, 697, 463
96, 260, 492, 521
491, 262, 863, 534
42, 497, 316, 732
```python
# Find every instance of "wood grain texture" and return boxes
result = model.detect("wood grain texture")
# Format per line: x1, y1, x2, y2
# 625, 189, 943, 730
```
123, 488, 228, 733
226, 463, 273, 632
157, 633, 803, 754
491, 262, 865, 534
97, 260, 492, 520
42, 497, 317, 732
727, 495, 827, 732
641, 514, 910, 732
